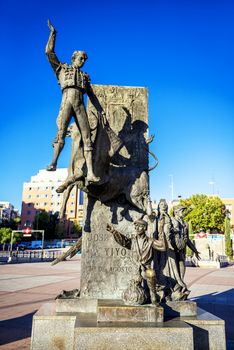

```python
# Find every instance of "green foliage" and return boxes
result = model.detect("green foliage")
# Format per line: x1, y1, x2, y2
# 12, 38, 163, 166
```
33, 211, 60, 239
0, 217, 21, 230
0, 228, 21, 244
72, 220, 82, 237
179, 194, 225, 233
55, 222, 66, 238
169, 207, 174, 217
186, 221, 194, 257
188, 220, 193, 236
0, 228, 12, 243
224, 217, 233, 258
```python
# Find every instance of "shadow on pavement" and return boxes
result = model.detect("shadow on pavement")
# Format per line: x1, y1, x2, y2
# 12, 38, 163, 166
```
0, 311, 36, 346
192, 288, 234, 350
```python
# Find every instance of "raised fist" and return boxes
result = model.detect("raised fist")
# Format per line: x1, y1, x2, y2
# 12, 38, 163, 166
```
48, 19, 56, 33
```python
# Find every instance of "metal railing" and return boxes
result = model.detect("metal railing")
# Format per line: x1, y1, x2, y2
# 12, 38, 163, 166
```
0, 249, 65, 263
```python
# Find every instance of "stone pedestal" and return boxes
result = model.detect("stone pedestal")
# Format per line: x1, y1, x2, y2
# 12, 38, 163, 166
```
164, 300, 197, 317
31, 301, 226, 350
97, 299, 164, 323
73, 319, 193, 350
184, 307, 226, 350
56, 298, 97, 313
31, 303, 76, 350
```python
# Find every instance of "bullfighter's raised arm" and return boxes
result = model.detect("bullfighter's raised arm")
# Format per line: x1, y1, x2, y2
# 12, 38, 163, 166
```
45, 19, 61, 74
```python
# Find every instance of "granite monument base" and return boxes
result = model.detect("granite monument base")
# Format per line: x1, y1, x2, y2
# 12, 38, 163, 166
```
164, 300, 197, 317
31, 301, 226, 350
97, 299, 164, 323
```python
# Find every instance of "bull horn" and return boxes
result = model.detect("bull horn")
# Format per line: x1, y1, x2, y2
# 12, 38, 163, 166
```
147, 147, 158, 172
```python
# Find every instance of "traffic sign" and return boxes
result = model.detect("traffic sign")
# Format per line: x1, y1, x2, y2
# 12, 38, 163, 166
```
23, 228, 32, 235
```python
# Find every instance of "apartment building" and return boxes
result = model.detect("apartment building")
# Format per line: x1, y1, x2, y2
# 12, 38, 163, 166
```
21, 168, 84, 229
0, 201, 19, 224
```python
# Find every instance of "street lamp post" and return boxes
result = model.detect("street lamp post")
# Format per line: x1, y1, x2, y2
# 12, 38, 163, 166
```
41, 230, 45, 260
209, 178, 215, 195
7, 230, 16, 263
169, 174, 174, 202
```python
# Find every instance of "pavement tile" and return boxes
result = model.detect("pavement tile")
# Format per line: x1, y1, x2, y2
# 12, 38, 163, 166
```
0, 275, 76, 292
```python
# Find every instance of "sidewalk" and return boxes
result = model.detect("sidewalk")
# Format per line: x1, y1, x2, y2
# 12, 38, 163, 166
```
186, 264, 234, 349
0, 259, 233, 349
0, 257, 81, 350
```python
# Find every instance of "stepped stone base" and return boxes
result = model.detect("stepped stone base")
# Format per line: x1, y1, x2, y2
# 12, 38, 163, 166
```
31, 301, 226, 350
164, 300, 197, 317
56, 298, 98, 313
74, 318, 193, 350
97, 299, 164, 323
184, 307, 226, 350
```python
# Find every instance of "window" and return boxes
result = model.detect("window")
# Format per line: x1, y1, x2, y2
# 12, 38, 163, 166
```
36, 195, 39, 198
28, 203, 31, 207
70, 210, 74, 213
27, 210, 31, 215
29, 187, 32, 191
44, 202, 47, 206
28, 195, 31, 199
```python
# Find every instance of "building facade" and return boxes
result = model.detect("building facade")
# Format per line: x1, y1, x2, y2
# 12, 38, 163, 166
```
0, 201, 19, 224
222, 198, 234, 229
20, 169, 84, 232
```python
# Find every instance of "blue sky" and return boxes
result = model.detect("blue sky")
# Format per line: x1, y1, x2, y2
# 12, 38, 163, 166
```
0, 0, 233, 210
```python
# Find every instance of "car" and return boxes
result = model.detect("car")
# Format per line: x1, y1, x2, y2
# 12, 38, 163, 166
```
33, 245, 42, 250
17, 244, 28, 251
45, 244, 53, 249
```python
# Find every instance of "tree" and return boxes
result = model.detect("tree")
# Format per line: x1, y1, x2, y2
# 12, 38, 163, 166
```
55, 222, 66, 238
0, 228, 12, 244
0, 217, 21, 230
0, 228, 21, 244
33, 211, 60, 239
179, 194, 226, 233
186, 221, 194, 257
72, 220, 82, 237
224, 217, 233, 258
